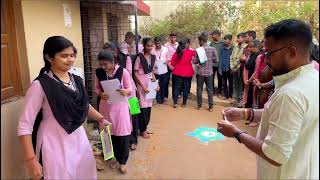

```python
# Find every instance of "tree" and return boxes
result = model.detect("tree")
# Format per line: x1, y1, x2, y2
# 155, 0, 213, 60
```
140, 1, 319, 42
235, 0, 319, 40
140, 1, 238, 41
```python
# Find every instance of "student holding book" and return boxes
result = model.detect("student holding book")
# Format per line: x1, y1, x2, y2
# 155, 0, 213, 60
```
134, 37, 159, 139
102, 42, 139, 151
95, 50, 132, 174
17, 36, 111, 179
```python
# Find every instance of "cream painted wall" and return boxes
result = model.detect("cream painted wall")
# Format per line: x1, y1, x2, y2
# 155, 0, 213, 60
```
138, 1, 207, 29
1, 98, 29, 179
138, 1, 187, 27
21, 0, 84, 81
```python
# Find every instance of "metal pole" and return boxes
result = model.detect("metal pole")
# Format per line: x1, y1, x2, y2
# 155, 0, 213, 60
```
134, 1, 139, 54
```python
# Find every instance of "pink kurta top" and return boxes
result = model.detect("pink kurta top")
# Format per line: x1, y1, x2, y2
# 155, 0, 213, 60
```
95, 65, 132, 136
124, 56, 137, 98
17, 71, 97, 179
138, 43, 144, 53
134, 54, 156, 108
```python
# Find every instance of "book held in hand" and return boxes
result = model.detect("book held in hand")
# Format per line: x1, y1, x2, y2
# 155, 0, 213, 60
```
100, 125, 114, 161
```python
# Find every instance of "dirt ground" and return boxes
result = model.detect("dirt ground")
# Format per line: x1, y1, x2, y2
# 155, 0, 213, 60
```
96, 99, 258, 179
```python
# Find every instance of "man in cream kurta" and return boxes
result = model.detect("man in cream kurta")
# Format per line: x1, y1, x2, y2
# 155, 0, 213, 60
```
217, 19, 319, 179
257, 63, 319, 179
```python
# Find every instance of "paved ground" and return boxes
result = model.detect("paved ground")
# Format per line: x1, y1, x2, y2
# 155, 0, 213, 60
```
94, 98, 258, 179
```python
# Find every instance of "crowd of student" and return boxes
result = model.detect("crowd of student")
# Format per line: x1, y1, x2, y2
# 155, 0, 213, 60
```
100, 28, 319, 174
132, 29, 319, 124
16, 23, 319, 179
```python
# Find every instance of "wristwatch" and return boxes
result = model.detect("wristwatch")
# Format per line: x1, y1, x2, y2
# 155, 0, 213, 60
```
233, 131, 247, 143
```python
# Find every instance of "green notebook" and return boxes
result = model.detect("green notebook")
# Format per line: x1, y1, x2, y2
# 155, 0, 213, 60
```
128, 97, 141, 115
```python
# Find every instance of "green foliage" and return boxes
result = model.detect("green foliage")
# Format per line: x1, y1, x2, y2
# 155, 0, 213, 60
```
140, 0, 319, 41
140, 1, 238, 41
233, 0, 319, 40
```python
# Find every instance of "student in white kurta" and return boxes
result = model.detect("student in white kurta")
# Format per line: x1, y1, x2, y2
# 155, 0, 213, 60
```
217, 19, 319, 179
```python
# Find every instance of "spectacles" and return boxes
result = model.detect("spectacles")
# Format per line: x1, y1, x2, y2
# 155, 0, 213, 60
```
264, 46, 289, 58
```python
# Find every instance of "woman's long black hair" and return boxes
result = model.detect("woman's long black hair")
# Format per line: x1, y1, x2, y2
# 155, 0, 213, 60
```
39, 36, 77, 75
176, 38, 190, 60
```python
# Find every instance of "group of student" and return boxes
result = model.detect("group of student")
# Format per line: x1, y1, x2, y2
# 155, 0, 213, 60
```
16, 32, 179, 179
208, 29, 319, 126
116, 30, 272, 115
118, 31, 275, 115
134, 29, 318, 126
16, 26, 319, 179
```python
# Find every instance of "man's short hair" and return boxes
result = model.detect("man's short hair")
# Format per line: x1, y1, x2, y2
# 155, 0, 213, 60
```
125, 32, 134, 39
138, 35, 142, 40
169, 33, 177, 36
223, 34, 233, 40
211, 29, 221, 36
198, 32, 209, 42
246, 30, 256, 40
154, 36, 162, 43
237, 32, 247, 38
264, 19, 312, 52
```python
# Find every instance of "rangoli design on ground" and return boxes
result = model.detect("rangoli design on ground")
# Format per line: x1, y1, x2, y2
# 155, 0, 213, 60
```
186, 126, 224, 143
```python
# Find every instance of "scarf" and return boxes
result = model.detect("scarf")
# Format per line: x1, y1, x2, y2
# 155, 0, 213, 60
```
32, 72, 89, 149
95, 66, 123, 83
137, 53, 155, 74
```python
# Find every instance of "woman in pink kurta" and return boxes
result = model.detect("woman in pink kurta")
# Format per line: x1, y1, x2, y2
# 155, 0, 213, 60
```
18, 36, 110, 179
95, 50, 132, 174
94, 65, 132, 136
18, 72, 97, 179
134, 37, 158, 139
103, 42, 136, 98
103, 42, 139, 150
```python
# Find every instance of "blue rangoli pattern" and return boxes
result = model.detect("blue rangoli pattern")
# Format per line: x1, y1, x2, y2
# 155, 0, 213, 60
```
186, 127, 224, 143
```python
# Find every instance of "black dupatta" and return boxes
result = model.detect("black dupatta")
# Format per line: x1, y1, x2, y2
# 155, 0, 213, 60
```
32, 72, 89, 149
